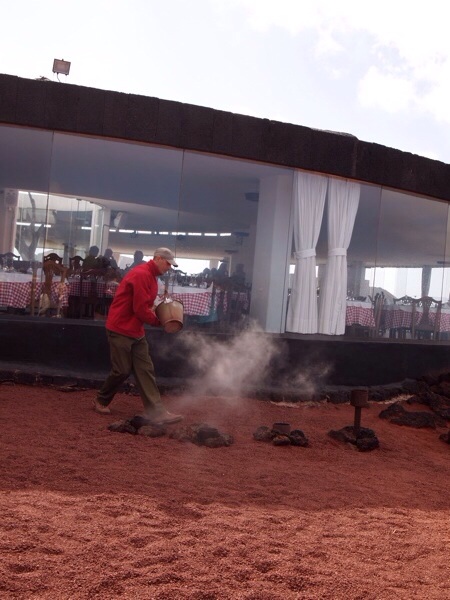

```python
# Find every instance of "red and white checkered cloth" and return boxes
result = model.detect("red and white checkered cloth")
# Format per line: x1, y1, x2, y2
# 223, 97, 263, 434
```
382, 305, 450, 333
0, 281, 69, 309
167, 291, 216, 316
346, 301, 375, 327
68, 279, 117, 298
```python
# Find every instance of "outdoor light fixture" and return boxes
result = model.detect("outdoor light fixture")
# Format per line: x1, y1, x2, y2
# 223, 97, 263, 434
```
52, 58, 71, 80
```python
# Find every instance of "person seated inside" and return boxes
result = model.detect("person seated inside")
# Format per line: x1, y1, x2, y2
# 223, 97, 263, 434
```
82, 245, 101, 270
100, 248, 122, 281
124, 250, 147, 273
201, 267, 213, 287
231, 263, 246, 287
101, 248, 119, 270
213, 262, 230, 287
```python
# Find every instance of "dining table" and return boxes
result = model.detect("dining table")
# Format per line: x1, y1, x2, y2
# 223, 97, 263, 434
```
0, 272, 69, 310
163, 285, 218, 317
68, 278, 118, 299
345, 300, 376, 328
382, 303, 450, 333
79, 280, 220, 317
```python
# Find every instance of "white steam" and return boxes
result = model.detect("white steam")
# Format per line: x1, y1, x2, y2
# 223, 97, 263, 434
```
175, 322, 332, 399
183, 323, 277, 397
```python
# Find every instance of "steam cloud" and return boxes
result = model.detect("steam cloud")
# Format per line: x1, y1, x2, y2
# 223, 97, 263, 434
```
172, 321, 332, 400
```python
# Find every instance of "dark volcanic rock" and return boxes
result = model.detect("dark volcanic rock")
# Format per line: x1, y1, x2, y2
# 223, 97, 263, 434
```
327, 391, 350, 405
129, 415, 152, 429
253, 425, 309, 447
356, 437, 380, 451
439, 430, 450, 444
107, 420, 137, 434
272, 434, 291, 446
138, 424, 167, 437
253, 426, 275, 442
203, 434, 234, 448
379, 403, 443, 428
407, 391, 450, 420
289, 429, 309, 447
169, 423, 233, 447
328, 426, 379, 452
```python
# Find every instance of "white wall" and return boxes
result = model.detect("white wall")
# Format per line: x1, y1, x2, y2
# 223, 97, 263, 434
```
250, 174, 293, 332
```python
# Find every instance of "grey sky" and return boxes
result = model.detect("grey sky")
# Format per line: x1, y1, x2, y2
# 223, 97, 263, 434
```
3, 0, 449, 162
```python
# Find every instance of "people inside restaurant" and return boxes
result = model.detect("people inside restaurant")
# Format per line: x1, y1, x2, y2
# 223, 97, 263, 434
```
82, 245, 101, 270
101, 248, 119, 270
125, 250, 146, 273
231, 263, 246, 287
213, 261, 230, 286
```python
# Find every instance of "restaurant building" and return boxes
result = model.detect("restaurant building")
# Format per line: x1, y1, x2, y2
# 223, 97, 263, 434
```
1, 72, 450, 389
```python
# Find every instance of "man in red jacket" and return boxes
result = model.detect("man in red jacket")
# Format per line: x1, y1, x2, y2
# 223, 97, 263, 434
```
92, 247, 183, 425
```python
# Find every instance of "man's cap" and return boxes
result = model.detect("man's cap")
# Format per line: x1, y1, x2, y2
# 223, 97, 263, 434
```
153, 247, 178, 268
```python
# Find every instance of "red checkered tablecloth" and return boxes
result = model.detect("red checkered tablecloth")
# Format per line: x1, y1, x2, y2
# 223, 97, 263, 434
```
382, 305, 450, 333
346, 301, 375, 327
68, 279, 219, 317
0, 281, 69, 309
168, 291, 216, 316
68, 279, 116, 298
166, 288, 245, 317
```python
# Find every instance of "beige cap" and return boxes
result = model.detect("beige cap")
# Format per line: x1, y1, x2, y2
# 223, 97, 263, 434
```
153, 247, 178, 268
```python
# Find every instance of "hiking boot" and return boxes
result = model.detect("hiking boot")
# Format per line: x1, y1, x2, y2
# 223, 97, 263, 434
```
92, 398, 111, 415
149, 411, 183, 425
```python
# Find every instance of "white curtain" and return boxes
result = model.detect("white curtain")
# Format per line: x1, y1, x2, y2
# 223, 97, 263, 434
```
286, 171, 328, 333
318, 179, 360, 335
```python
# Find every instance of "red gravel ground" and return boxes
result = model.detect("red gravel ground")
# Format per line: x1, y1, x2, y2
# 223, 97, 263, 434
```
0, 383, 449, 599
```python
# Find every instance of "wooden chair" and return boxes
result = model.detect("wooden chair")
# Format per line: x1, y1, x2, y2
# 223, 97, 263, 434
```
78, 268, 108, 319
411, 296, 442, 340
39, 253, 68, 316
215, 281, 251, 331
350, 292, 385, 338
389, 295, 415, 339
68, 255, 84, 277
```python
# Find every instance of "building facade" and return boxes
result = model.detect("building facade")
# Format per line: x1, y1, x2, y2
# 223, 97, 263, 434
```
1, 73, 450, 387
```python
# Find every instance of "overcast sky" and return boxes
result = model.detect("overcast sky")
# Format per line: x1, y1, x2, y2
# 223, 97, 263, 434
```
4, 0, 450, 163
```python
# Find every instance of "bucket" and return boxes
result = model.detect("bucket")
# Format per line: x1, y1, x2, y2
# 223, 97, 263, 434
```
155, 298, 184, 333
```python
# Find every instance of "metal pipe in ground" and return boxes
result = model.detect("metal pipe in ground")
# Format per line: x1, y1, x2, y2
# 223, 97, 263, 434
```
350, 389, 369, 436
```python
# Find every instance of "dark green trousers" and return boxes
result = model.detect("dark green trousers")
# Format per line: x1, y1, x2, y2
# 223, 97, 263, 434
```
97, 330, 163, 415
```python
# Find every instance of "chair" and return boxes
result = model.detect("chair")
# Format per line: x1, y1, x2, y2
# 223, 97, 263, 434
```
350, 292, 385, 338
215, 281, 251, 331
39, 253, 68, 316
78, 268, 108, 319
411, 296, 442, 340
389, 295, 415, 339
68, 255, 84, 277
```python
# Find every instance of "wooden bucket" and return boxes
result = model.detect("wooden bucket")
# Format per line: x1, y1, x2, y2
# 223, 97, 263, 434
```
155, 298, 184, 333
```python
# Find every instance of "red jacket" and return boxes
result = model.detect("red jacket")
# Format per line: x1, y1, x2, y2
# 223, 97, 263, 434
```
106, 260, 161, 338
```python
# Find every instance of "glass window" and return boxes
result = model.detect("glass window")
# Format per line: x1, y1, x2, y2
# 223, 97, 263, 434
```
2, 123, 450, 342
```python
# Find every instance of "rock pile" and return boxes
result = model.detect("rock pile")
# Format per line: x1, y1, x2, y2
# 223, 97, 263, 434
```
107, 417, 233, 448
108, 415, 167, 437
378, 381, 450, 438
378, 403, 446, 429
253, 424, 309, 447
328, 426, 379, 452
169, 423, 233, 447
